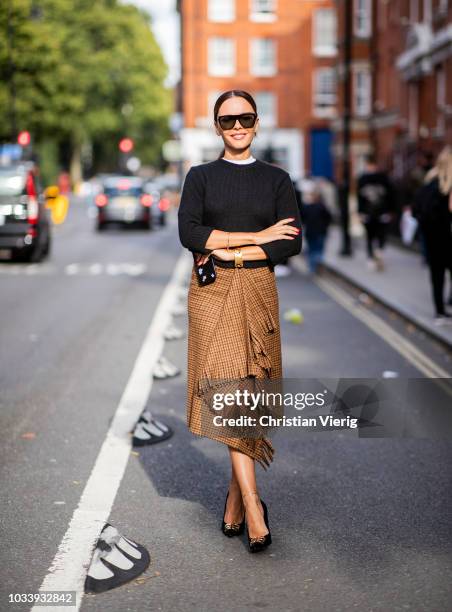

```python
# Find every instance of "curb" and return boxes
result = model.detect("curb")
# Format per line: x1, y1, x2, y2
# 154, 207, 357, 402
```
319, 258, 452, 351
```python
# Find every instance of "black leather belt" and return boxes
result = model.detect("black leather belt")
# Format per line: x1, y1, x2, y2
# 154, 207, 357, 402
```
212, 257, 272, 270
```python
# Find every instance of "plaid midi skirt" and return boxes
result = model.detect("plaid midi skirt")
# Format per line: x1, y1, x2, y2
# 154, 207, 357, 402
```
186, 263, 282, 469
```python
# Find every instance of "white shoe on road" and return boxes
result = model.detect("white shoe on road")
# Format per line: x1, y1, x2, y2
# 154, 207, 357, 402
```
275, 264, 291, 278
434, 314, 452, 326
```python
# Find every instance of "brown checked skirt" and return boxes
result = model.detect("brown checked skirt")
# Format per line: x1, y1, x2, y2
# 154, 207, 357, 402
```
186, 263, 282, 469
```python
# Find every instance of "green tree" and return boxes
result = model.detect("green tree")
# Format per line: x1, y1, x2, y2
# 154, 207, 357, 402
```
0, 0, 172, 182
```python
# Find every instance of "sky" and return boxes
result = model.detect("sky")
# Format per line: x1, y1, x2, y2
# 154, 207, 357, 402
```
128, 0, 180, 87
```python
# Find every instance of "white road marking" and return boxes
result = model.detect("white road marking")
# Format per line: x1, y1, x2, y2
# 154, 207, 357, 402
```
24, 264, 40, 275
123, 263, 146, 276
106, 263, 121, 275
65, 263, 79, 275
0, 262, 149, 276
316, 276, 452, 380
31, 250, 191, 612
0, 263, 57, 275
292, 258, 451, 378
89, 263, 103, 275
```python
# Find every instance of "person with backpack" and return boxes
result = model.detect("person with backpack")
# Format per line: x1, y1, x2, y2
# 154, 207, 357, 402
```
357, 155, 396, 271
412, 146, 452, 324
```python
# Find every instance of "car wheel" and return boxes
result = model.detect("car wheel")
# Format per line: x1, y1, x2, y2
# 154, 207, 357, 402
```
20, 245, 44, 263
42, 234, 51, 258
30, 247, 45, 263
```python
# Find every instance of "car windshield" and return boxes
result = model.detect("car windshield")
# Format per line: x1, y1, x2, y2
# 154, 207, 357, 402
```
0, 170, 25, 196
103, 179, 142, 197
104, 187, 142, 197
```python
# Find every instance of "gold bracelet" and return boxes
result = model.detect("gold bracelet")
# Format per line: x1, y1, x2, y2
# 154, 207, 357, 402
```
234, 249, 243, 268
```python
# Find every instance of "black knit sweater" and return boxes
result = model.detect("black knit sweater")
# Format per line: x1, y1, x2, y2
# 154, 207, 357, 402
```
178, 158, 302, 268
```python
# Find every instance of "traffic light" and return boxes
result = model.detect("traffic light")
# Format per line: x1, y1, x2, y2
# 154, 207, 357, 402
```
119, 138, 134, 154
17, 131, 31, 147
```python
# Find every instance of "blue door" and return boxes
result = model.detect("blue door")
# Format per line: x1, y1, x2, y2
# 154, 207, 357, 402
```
310, 129, 333, 179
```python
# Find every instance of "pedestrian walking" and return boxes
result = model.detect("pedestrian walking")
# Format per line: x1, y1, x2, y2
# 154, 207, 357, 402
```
178, 90, 302, 552
357, 155, 395, 271
300, 180, 332, 274
412, 146, 452, 325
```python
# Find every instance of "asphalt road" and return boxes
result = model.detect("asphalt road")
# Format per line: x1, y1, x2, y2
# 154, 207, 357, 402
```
1, 198, 451, 612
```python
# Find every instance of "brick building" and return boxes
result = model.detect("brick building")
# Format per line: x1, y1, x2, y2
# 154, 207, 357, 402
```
334, 0, 452, 191
177, 0, 338, 179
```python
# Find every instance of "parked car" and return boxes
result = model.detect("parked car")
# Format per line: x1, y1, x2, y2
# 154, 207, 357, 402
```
143, 181, 170, 227
0, 163, 51, 262
95, 176, 151, 231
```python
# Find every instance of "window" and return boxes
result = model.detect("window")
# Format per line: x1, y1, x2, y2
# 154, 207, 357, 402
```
354, 0, 372, 37
208, 0, 235, 23
354, 68, 372, 116
313, 68, 337, 116
408, 82, 418, 138
250, 0, 277, 22
423, 0, 432, 22
254, 92, 277, 127
409, 0, 419, 22
208, 38, 236, 76
437, 0, 449, 16
436, 65, 446, 134
250, 38, 276, 76
313, 9, 337, 57
378, 0, 388, 30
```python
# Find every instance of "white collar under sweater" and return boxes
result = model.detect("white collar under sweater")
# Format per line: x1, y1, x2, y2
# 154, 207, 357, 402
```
222, 156, 256, 165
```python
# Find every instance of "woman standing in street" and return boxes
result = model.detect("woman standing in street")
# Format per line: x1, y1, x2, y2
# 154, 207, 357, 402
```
412, 146, 452, 325
178, 90, 302, 552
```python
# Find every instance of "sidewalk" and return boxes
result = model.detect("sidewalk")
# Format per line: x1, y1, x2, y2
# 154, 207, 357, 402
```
319, 227, 452, 349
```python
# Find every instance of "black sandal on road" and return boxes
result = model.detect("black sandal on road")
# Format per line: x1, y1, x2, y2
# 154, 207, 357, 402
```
152, 356, 180, 379
84, 523, 150, 593
243, 492, 272, 553
221, 492, 245, 537
132, 410, 173, 446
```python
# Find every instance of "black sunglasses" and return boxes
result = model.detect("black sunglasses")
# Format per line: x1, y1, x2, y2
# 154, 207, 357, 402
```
217, 113, 257, 131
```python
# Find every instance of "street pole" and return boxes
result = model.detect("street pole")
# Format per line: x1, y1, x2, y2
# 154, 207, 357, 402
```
7, 0, 18, 141
339, 0, 352, 256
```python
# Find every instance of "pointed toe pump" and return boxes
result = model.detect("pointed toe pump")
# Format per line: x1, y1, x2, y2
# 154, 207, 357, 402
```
221, 492, 245, 537
245, 495, 272, 553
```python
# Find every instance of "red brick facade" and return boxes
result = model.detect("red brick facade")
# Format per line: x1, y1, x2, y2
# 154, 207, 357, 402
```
334, 0, 452, 191
177, 0, 337, 178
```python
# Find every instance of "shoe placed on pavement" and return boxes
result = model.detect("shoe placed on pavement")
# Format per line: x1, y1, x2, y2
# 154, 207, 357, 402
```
164, 324, 185, 340
171, 303, 186, 317
84, 523, 150, 593
153, 356, 180, 379
274, 264, 291, 278
434, 313, 452, 326
132, 410, 173, 446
